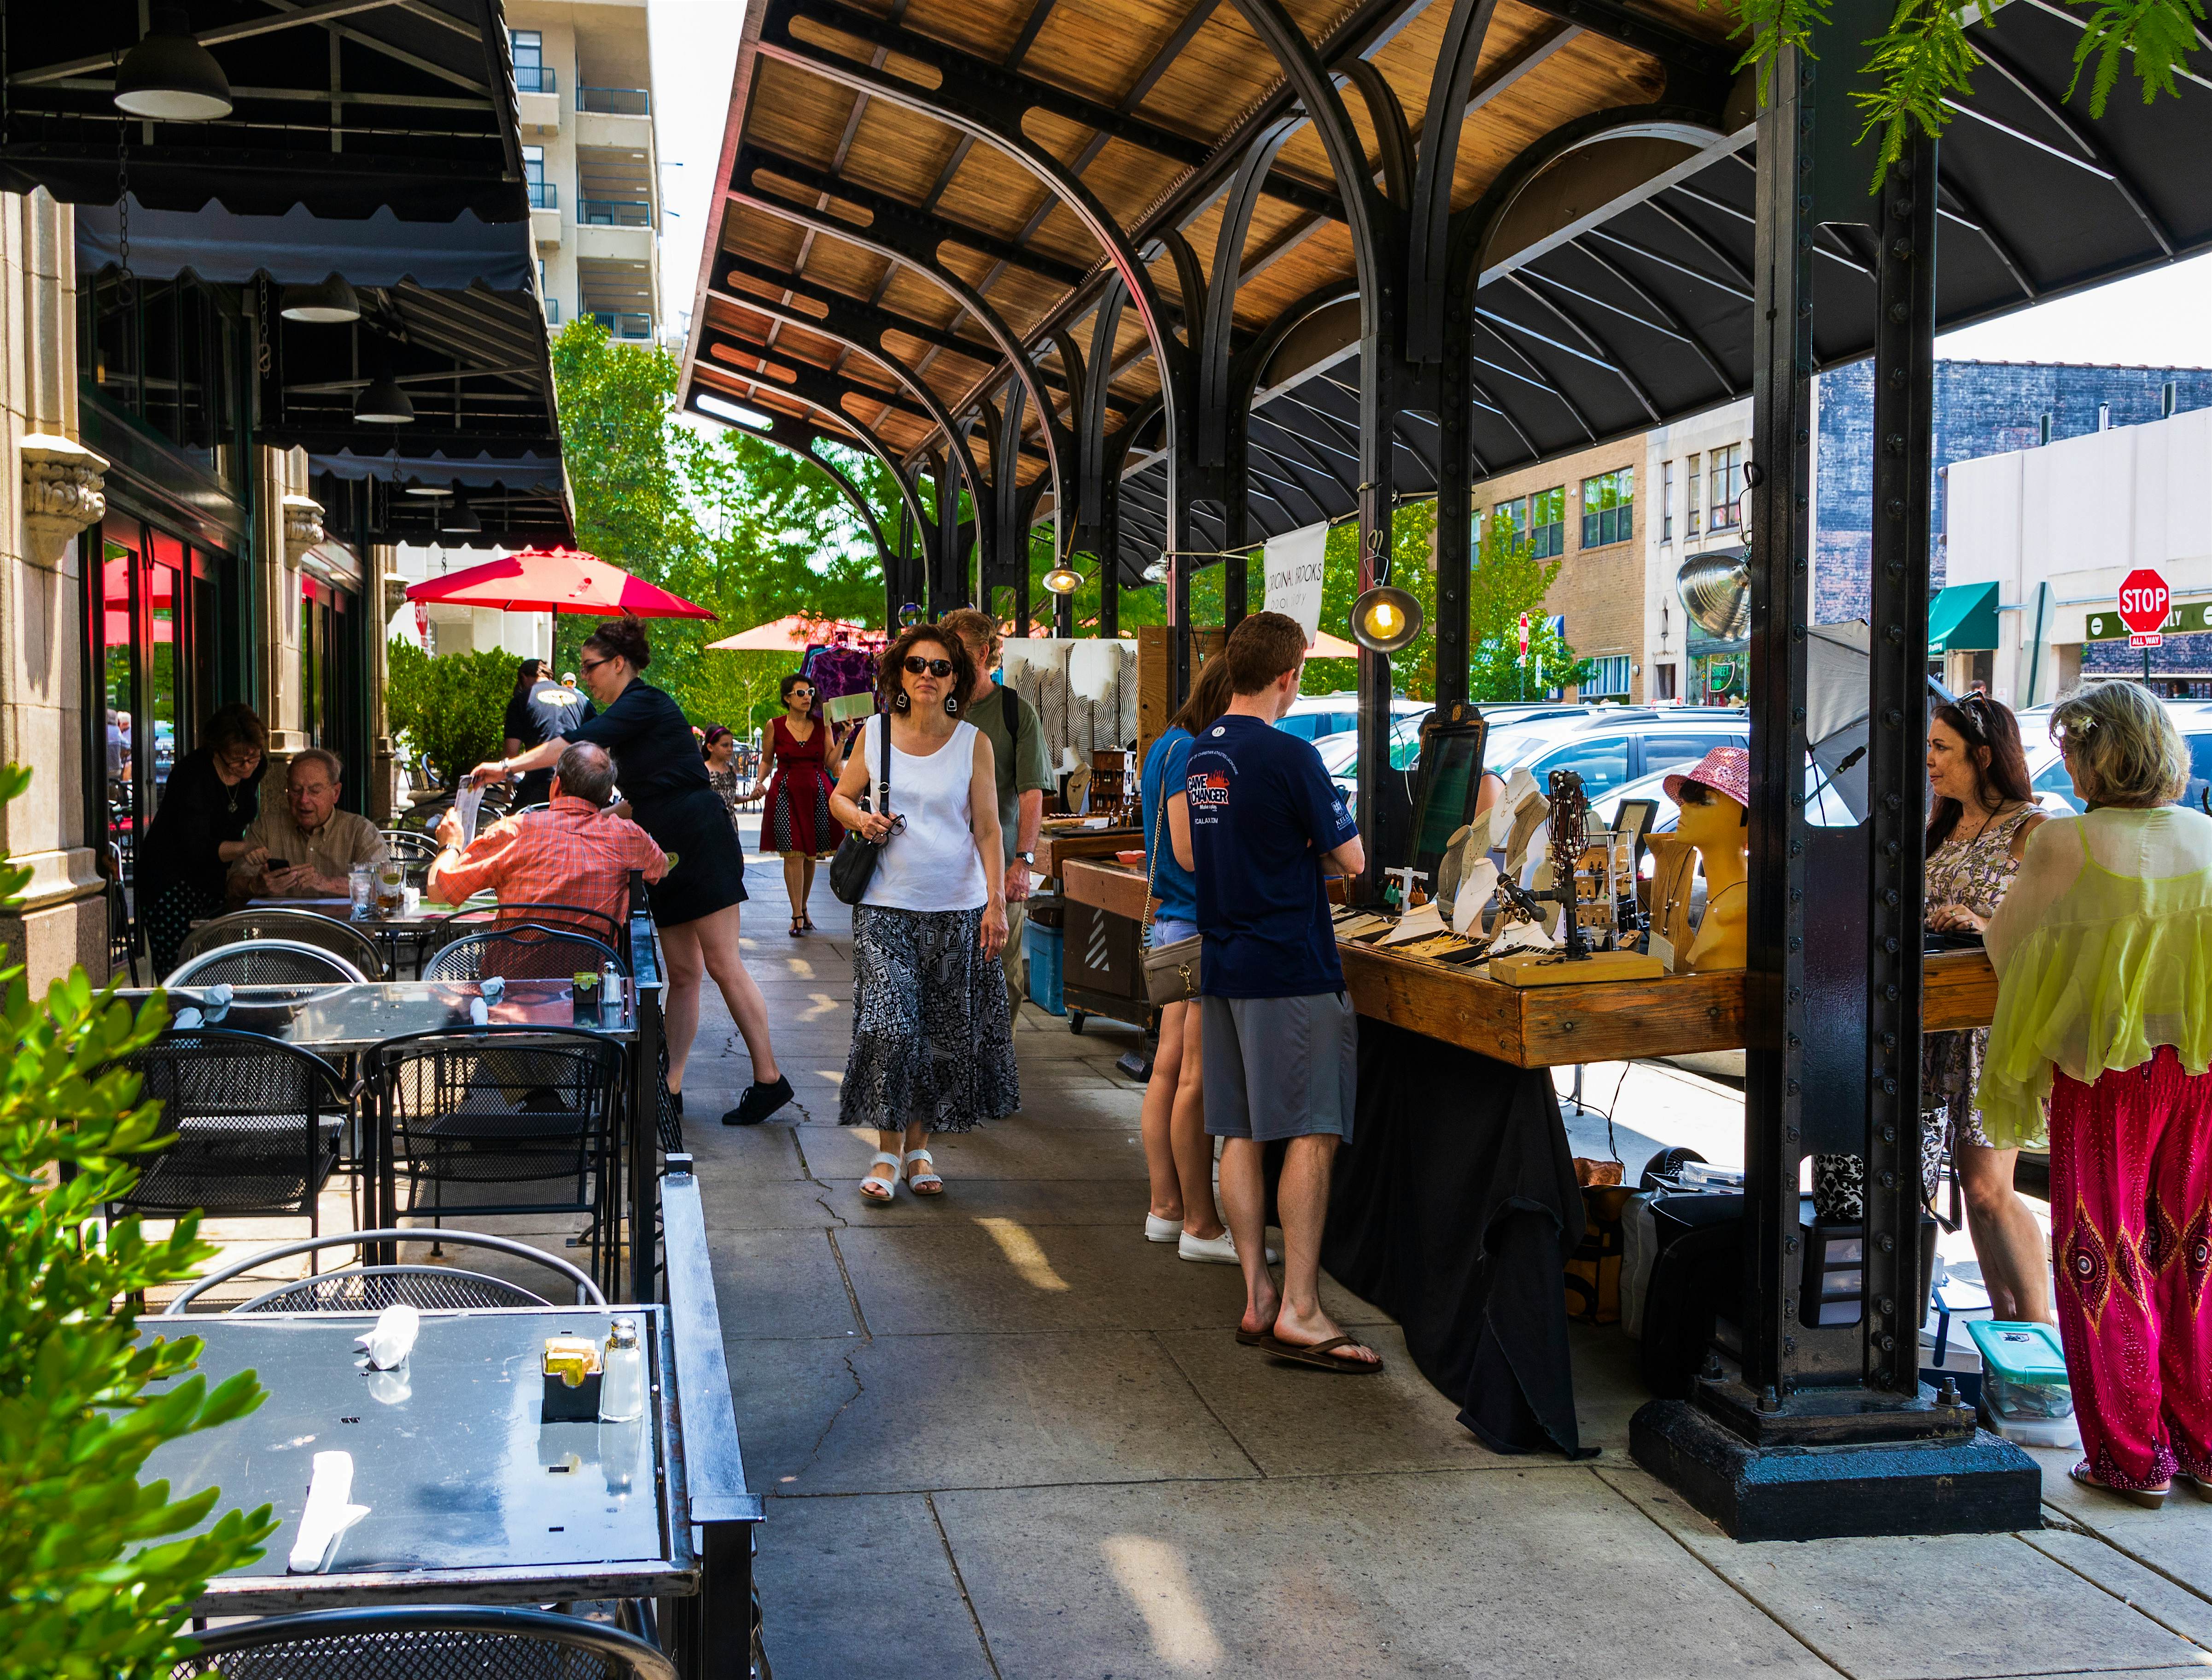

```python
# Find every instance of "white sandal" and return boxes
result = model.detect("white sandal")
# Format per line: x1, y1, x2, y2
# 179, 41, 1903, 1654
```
859, 1151, 901, 1202
904, 1148, 944, 1196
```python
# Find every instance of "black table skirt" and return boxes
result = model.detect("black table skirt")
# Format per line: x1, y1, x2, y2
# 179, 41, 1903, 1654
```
1322, 1018, 1592, 1458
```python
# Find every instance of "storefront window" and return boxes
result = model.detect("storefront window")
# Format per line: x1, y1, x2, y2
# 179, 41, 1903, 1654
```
80, 271, 243, 484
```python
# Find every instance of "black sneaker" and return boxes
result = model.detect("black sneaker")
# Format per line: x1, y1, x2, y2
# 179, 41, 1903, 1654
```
722, 1074, 794, 1126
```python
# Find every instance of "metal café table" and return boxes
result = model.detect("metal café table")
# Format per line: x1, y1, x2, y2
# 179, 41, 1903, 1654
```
140, 1307, 691, 1613
120, 978, 640, 1285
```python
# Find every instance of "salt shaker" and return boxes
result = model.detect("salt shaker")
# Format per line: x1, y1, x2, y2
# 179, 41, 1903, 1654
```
597, 1318, 645, 1423
600, 960, 623, 1027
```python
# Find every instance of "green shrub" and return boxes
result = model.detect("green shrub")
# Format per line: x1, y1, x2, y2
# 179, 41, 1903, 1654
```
0, 762, 276, 1680
388, 640, 521, 789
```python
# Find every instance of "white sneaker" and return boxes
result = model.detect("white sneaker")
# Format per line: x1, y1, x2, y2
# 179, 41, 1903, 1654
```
1178, 1230, 1279, 1265
1144, 1213, 1181, 1243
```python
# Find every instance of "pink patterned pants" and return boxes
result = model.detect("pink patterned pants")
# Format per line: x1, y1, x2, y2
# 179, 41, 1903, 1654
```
2049, 1045, 2212, 1491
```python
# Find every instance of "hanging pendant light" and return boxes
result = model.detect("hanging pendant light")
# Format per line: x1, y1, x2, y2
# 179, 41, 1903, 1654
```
113, 7, 234, 121
1349, 584, 1423, 653
354, 368, 415, 426
280, 272, 361, 325
404, 481, 451, 498
896, 601, 926, 628
440, 484, 481, 534
1042, 563, 1084, 596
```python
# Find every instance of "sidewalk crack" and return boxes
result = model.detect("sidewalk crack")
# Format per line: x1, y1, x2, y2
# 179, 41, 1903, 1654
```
799, 1351, 865, 1472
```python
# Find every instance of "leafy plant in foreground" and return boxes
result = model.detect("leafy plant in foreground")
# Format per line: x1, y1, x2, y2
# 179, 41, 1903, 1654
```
0, 762, 275, 1679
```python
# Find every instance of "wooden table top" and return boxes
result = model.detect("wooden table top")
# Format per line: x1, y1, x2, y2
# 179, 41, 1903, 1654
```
1038, 827, 1143, 880
1061, 855, 1150, 921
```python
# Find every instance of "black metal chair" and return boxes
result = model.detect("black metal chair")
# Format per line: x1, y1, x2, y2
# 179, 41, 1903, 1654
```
163, 1228, 607, 1313
365, 1028, 625, 1269
168, 1604, 677, 1680
165, 939, 368, 989
425, 923, 626, 984
380, 828, 441, 863
102, 1028, 355, 1252
431, 901, 624, 951
175, 910, 387, 979
105, 840, 140, 985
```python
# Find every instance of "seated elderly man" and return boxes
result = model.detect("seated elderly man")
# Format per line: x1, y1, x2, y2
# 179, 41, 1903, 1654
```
429, 741, 666, 926
230, 747, 385, 903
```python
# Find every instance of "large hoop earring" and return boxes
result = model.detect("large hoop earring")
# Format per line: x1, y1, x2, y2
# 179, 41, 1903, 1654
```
892, 689, 910, 713
945, 693, 961, 715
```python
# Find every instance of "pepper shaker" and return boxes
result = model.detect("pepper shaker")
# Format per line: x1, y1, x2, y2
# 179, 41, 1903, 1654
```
597, 1318, 645, 1422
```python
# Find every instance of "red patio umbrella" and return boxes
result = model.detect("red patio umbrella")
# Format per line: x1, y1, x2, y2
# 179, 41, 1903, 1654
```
704, 613, 873, 651
404, 546, 717, 621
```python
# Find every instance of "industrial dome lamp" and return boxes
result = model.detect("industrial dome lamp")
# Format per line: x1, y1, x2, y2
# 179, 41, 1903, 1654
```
1042, 562, 1084, 596
354, 368, 415, 426
440, 484, 481, 534
113, 7, 234, 121
280, 273, 362, 325
1348, 584, 1423, 654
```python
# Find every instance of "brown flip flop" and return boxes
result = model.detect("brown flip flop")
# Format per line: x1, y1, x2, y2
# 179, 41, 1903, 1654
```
1258, 1333, 1384, 1374
1235, 1326, 1268, 1347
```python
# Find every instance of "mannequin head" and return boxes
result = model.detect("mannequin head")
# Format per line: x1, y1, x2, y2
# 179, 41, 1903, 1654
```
1672, 777, 1747, 853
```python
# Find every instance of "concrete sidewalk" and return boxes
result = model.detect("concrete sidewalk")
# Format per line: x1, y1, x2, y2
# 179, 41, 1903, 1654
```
680, 843, 2212, 1680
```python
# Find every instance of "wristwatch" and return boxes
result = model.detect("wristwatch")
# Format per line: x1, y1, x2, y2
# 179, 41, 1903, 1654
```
1015, 850, 1035, 865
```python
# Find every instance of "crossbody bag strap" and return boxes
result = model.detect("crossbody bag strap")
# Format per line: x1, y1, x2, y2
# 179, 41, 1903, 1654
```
876, 711, 891, 815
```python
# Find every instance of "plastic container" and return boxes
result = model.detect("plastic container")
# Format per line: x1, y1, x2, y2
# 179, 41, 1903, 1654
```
1967, 1319, 2080, 1448
1025, 920, 1065, 1015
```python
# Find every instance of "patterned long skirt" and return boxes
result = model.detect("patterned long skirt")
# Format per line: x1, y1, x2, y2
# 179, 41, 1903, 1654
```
2049, 1044, 2212, 1491
143, 877, 222, 980
839, 903, 1019, 1135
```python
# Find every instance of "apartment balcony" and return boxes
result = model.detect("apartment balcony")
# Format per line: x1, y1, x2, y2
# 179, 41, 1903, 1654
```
529, 181, 560, 249
588, 310, 653, 340
514, 63, 558, 131
574, 85, 653, 152
578, 198, 651, 228
575, 202, 651, 264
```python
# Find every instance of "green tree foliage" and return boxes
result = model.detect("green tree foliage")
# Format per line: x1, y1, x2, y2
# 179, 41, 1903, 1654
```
0, 763, 276, 1680
387, 640, 517, 788
547, 321, 893, 729
1263, 502, 1577, 702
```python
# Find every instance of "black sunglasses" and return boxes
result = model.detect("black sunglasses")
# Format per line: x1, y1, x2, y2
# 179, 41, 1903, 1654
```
903, 656, 955, 677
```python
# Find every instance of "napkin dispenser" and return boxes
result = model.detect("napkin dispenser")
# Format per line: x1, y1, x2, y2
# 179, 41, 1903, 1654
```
541, 1336, 603, 1421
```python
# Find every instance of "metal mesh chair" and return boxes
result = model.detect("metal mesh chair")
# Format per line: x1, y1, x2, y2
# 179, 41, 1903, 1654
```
425, 924, 625, 983
175, 910, 387, 979
102, 1028, 353, 1245
165, 940, 367, 988
163, 1228, 606, 1313
367, 1028, 624, 1266
168, 1605, 677, 1680
432, 901, 623, 950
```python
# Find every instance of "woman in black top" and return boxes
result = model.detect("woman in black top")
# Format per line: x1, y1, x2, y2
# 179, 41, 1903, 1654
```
136, 703, 270, 976
471, 617, 790, 1126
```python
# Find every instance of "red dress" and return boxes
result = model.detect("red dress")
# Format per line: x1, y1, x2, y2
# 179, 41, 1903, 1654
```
763, 716, 839, 857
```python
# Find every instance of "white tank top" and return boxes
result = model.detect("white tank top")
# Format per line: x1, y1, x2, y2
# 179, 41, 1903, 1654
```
858, 717, 989, 912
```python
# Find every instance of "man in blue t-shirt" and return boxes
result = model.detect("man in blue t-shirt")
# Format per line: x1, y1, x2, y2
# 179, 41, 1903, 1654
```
1179, 611, 1378, 1373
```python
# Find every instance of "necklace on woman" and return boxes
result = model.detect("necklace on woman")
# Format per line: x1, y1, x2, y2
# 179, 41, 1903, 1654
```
1964, 797, 2018, 847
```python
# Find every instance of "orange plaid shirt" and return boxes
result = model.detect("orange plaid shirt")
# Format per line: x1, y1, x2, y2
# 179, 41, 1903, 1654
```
428, 796, 668, 927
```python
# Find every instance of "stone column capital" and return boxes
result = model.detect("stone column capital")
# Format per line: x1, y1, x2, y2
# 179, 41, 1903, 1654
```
21, 433, 108, 568
282, 494, 325, 568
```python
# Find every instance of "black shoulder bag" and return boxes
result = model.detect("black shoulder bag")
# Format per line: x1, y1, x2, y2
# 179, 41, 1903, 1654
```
829, 712, 892, 905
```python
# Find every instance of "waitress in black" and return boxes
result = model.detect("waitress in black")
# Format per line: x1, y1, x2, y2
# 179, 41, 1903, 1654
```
470, 616, 790, 1126
137, 702, 270, 977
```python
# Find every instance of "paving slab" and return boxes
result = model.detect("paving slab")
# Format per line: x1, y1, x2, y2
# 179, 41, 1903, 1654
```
1604, 1463, 2201, 1679
751, 1494, 995, 1680
933, 1469, 1838, 1680
795, 1119, 1151, 1181
709, 1226, 863, 1340
2031, 1444, 2212, 1611
728, 1330, 1259, 1495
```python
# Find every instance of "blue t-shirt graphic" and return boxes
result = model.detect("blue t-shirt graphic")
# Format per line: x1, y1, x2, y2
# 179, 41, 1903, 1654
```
1186, 713, 1359, 998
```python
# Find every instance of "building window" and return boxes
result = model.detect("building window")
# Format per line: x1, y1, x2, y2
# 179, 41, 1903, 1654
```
1527, 486, 1565, 559
1580, 468, 1634, 548
523, 146, 553, 210
1584, 654, 1632, 697
1686, 454, 1701, 537
1708, 444, 1743, 532
511, 29, 551, 93
1490, 498, 1527, 545
1654, 661, 1677, 700
1662, 460, 1674, 542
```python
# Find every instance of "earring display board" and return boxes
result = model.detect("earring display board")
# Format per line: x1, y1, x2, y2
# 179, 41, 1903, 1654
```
1004, 637, 1140, 776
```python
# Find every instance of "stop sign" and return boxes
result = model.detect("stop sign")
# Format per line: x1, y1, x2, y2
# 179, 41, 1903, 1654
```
2118, 569, 2171, 636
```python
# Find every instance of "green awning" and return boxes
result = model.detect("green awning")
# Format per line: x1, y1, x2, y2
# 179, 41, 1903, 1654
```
1927, 580, 2000, 655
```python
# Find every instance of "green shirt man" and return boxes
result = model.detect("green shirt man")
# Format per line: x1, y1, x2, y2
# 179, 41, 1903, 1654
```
943, 609, 1054, 1008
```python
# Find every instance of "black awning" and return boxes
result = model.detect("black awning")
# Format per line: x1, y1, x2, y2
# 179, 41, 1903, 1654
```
0, 0, 525, 223
76, 197, 532, 290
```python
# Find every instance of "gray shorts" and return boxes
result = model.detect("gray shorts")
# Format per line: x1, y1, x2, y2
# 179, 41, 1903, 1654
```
1201, 991, 1358, 1144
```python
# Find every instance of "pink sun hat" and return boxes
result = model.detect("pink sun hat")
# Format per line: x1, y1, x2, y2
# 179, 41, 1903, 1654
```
1663, 744, 1751, 809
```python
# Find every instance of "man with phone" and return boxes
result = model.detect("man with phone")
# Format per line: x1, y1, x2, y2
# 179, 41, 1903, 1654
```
229, 748, 385, 904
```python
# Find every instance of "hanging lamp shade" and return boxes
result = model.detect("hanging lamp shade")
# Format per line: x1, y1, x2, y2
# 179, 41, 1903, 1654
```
354, 372, 414, 425
113, 7, 234, 121
1042, 565, 1083, 596
440, 485, 481, 533
404, 480, 451, 498
896, 601, 926, 628
1349, 584, 1423, 653
280, 273, 361, 324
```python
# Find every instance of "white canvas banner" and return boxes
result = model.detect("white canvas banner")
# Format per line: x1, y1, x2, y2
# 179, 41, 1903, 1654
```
1262, 522, 1329, 646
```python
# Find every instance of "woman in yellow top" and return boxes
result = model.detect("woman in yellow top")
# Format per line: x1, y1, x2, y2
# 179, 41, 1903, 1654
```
1980, 682, 2212, 1509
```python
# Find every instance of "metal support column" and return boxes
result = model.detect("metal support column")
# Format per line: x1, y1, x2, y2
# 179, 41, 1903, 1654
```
1628, 38, 2039, 1541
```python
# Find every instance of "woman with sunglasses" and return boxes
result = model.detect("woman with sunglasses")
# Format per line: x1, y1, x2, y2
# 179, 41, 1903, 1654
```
745, 672, 842, 936
1923, 692, 2050, 1323
136, 702, 269, 976
470, 616, 791, 1127
828, 624, 1017, 1201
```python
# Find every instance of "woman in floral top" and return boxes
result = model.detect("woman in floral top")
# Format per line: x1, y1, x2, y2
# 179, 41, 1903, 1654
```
1924, 693, 2049, 1324
703, 726, 744, 825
